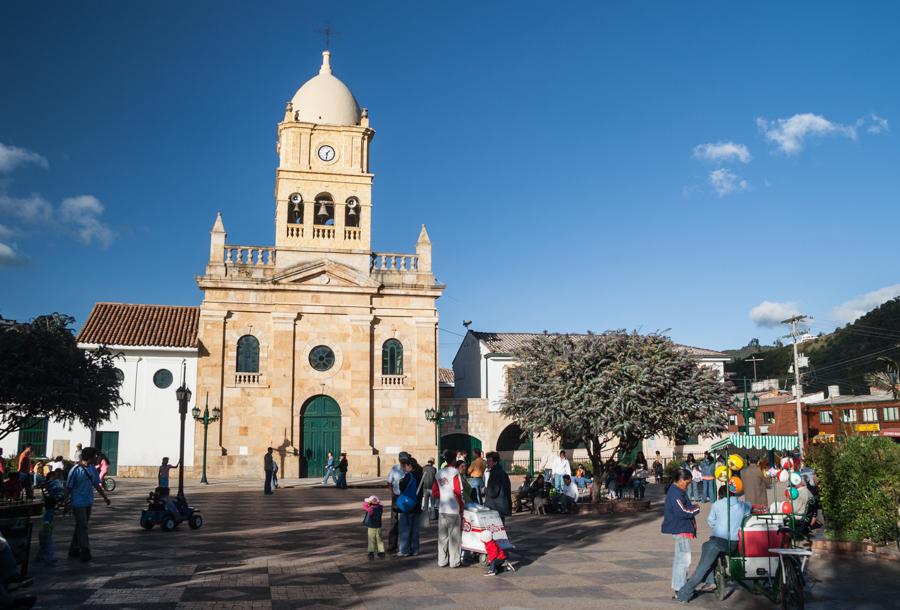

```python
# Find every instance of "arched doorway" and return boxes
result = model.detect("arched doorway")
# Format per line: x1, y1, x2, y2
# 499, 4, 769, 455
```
442, 433, 481, 461
300, 395, 341, 478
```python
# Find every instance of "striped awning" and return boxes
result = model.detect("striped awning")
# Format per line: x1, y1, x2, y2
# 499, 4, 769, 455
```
709, 434, 800, 452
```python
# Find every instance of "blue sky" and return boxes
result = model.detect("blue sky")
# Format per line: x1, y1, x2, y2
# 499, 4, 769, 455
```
2, 2, 899, 365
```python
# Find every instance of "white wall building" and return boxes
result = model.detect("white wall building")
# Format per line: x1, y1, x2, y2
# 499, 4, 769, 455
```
2, 303, 198, 477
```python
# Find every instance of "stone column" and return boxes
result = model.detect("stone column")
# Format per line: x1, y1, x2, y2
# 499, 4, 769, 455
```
271, 312, 299, 477
196, 308, 228, 477
349, 314, 377, 475
414, 316, 440, 458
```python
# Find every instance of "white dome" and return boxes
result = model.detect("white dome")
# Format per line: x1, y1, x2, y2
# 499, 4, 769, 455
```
291, 51, 360, 126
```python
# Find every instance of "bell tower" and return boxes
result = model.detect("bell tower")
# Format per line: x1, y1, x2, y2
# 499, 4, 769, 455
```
273, 51, 375, 273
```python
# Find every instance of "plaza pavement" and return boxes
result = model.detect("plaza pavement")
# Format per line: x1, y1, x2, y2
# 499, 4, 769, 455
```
27, 478, 899, 609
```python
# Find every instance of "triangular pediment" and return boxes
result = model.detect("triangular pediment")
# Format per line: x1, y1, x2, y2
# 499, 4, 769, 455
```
270, 259, 377, 288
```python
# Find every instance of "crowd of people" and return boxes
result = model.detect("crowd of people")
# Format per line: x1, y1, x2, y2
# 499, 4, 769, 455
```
662, 452, 822, 604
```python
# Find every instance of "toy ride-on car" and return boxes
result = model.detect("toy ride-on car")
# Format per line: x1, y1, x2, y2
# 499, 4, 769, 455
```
140, 489, 203, 531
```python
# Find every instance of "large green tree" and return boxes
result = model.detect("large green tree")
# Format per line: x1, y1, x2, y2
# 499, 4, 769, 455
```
502, 331, 730, 495
0, 313, 123, 442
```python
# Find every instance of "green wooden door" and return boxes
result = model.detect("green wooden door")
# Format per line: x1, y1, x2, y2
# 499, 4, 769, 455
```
442, 433, 482, 460
301, 396, 341, 478
95, 431, 119, 476
17, 417, 49, 457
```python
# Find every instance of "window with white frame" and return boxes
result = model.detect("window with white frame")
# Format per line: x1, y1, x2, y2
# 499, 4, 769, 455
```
728, 414, 738, 426
883, 407, 899, 421
840, 409, 857, 423
819, 410, 833, 424
862, 408, 878, 423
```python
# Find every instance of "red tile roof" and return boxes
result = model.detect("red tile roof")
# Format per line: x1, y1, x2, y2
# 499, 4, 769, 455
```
469, 331, 729, 359
439, 367, 455, 385
77, 303, 199, 348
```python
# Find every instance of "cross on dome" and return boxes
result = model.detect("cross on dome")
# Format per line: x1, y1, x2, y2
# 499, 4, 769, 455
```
290, 50, 360, 126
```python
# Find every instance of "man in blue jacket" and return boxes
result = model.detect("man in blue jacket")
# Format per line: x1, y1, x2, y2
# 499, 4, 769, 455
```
662, 469, 700, 595
699, 452, 716, 503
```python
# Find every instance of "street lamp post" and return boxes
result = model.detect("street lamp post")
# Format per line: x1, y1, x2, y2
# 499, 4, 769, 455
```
174, 382, 192, 498
733, 377, 760, 435
425, 405, 456, 461
192, 393, 221, 485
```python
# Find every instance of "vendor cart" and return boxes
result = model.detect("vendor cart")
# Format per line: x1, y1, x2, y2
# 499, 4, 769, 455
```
461, 507, 514, 555
708, 434, 811, 610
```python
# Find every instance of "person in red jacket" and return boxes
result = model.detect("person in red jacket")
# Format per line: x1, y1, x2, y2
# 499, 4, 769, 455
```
480, 529, 514, 576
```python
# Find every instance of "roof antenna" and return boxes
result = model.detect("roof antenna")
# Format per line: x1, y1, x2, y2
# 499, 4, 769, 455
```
319, 25, 340, 50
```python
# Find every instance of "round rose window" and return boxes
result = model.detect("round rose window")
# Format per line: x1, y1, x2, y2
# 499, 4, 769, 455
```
309, 345, 335, 372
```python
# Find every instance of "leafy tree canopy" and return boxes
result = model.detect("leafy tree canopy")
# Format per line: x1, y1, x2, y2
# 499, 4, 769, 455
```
0, 313, 123, 441
502, 331, 730, 479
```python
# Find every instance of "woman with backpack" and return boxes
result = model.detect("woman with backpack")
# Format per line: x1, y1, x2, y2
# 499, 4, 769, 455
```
396, 460, 422, 556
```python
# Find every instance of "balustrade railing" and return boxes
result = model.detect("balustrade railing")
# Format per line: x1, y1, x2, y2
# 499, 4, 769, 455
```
234, 372, 262, 385
344, 227, 361, 240
371, 253, 419, 272
312, 226, 335, 239
381, 374, 408, 387
224, 246, 276, 266
286, 225, 303, 238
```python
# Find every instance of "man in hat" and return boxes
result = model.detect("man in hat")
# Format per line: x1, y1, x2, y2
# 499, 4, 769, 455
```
386, 451, 410, 551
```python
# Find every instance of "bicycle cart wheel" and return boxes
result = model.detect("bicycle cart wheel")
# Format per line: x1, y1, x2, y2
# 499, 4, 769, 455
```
714, 555, 728, 601
776, 558, 805, 610
103, 477, 116, 492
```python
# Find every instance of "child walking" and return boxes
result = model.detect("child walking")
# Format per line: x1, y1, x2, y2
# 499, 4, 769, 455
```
36, 470, 65, 563
480, 530, 515, 576
362, 495, 385, 560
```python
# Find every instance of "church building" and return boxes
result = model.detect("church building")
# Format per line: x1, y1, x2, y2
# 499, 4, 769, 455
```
195, 51, 444, 478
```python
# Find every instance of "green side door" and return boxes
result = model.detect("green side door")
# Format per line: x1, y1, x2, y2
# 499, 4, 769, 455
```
95, 431, 119, 476
301, 396, 341, 478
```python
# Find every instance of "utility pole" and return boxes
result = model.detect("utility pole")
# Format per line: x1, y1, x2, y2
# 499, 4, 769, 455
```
781, 315, 808, 457
744, 357, 765, 383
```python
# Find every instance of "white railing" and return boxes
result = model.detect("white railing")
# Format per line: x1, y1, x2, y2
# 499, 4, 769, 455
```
381, 374, 408, 387
313, 226, 335, 239
344, 227, 361, 240
234, 372, 262, 385
225, 246, 276, 266
371, 253, 418, 272
286, 225, 303, 238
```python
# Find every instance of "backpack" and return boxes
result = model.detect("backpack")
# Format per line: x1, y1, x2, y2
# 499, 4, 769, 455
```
396, 473, 418, 513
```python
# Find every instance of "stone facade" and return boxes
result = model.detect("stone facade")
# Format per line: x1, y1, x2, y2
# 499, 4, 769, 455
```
194, 52, 443, 479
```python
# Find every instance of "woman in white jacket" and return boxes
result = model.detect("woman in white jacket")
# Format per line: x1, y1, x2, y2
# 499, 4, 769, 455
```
552, 450, 571, 492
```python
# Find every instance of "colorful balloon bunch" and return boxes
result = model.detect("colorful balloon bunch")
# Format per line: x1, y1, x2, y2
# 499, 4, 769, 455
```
777, 457, 799, 515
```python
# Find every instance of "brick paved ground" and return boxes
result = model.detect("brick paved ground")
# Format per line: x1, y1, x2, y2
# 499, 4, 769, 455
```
24, 478, 899, 609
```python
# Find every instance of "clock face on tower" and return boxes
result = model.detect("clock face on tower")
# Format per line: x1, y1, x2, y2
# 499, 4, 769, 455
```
317, 145, 336, 162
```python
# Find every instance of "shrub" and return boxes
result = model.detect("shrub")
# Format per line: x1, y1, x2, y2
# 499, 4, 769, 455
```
807, 435, 900, 543
508, 464, 528, 475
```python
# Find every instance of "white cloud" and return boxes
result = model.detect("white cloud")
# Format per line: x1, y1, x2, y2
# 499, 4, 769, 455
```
861, 113, 889, 135
59, 195, 114, 246
0, 241, 26, 267
0, 193, 52, 223
693, 142, 752, 164
0, 142, 48, 173
750, 301, 800, 327
708, 168, 748, 196
0, 224, 14, 239
832, 284, 900, 322
757, 113, 857, 155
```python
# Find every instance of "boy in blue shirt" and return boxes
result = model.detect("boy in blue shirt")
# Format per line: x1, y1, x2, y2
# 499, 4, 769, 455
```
65, 447, 111, 562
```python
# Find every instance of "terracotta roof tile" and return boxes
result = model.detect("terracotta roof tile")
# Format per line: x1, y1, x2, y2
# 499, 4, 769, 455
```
77, 303, 199, 348
469, 331, 729, 360
439, 367, 455, 385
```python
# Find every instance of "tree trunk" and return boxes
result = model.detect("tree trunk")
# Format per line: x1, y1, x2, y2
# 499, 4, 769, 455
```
588, 436, 604, 503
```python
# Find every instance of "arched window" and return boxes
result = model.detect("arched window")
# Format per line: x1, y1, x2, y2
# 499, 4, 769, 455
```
345, 197, 360, 228
288, 193, 303, 224
382, 339, 403, 375
313, 192, 335, 226
236, 335, 260, 373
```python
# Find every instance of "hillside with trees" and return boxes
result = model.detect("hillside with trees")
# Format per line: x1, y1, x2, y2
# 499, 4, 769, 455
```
726, 298, 900, 395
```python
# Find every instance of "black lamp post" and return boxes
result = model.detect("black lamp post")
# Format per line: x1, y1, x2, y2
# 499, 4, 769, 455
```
192, 394, 221, 485
175, 382, 192, 498
425, 405, 456, 461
